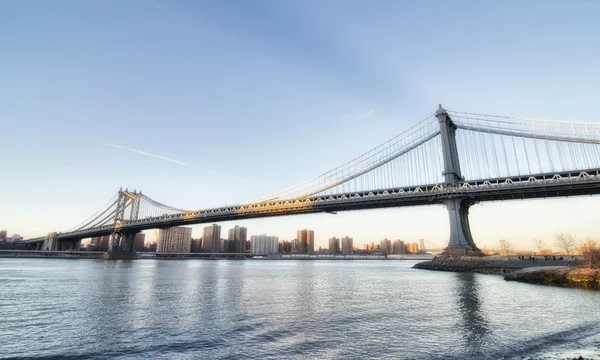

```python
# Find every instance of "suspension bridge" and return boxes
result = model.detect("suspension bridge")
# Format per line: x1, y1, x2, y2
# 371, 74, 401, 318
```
23, 105, 600, 258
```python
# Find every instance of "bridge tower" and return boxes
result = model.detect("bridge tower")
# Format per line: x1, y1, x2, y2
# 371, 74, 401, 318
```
106, 188, 140, 259
436, 105, 483, 256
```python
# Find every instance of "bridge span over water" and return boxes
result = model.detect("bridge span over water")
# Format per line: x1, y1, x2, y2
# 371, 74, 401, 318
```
24, 106, 600, 257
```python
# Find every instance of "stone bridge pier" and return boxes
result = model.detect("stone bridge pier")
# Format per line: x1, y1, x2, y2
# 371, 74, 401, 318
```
104, 231, 139, 260
437, 105, 483, 256
443, 197, 483, 256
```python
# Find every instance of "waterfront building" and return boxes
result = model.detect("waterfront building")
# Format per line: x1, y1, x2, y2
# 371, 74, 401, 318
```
380, 239, 392, 255
393, 240, 405, 254
228, 225, 247, 253
406, 242, 419, 254
0, 230, 7, 241
297, 229, 315, 254
278, 240, 293, 253
220, 238, 230, 252
419, 239, 425, 252
250, 234, 279, 254
202, 224, 221, 253
341, 236, 353, 255
156, 227, 192, 253
191, 238, 202, 252
90, 235, 111, 251
133, 233, 146, 252
7, 234, 23, 242
329, 237, 340, 254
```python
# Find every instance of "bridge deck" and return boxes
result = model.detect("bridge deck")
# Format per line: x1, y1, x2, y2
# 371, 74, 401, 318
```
29, 169, 598, 242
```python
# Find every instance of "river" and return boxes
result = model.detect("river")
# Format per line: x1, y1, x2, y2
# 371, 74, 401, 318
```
1, 259, 599, 359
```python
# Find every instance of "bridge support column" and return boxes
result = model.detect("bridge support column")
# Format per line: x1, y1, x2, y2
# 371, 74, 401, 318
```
442, 197, 483, 256
105, 231, 138, 260
42, 232, 59, 251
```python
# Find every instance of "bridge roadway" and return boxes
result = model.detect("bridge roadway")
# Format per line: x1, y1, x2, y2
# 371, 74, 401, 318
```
24, 168, 600, 243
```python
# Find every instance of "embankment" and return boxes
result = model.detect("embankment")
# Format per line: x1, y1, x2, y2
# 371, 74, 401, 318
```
414, 257, 600, 290
505, 267, 600, 290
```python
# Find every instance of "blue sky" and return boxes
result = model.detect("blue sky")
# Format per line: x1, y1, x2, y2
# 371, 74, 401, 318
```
1, 1, 599, 250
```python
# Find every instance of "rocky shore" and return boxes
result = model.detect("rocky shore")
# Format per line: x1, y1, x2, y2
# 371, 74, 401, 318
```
505, 267, 600, 290
414, 256, 600, 290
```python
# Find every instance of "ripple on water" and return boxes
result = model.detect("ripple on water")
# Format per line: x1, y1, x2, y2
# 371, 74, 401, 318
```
1, 259, 600, 360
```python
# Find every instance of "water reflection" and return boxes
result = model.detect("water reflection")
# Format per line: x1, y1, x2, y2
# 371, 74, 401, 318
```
454, 272, 490, 356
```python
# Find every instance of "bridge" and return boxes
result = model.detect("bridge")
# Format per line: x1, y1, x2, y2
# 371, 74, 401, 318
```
23, 106, 600, 257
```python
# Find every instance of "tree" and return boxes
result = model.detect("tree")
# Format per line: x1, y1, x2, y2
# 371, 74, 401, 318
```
499, 239, 513, 255
555, 233, 578, 255
580, 237, 599, 268
533, 238, 545, 253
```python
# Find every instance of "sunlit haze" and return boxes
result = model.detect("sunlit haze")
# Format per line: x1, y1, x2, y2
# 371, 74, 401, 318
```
1, 1, 599, 251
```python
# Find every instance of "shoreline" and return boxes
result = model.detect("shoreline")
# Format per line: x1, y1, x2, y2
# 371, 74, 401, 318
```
414, 257, 600, 290
0, 250, 432, 261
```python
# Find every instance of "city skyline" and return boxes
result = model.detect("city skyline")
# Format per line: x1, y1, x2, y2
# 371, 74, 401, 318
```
1, 1, 599, 251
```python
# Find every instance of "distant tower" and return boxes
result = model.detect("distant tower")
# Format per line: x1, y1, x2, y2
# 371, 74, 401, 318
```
228, 225, 247, 253
328, 237, 340, 254
341, 236, 353, 255
297, 229, 315, 254
419, 239, 425, 252
202, 224, 221, 253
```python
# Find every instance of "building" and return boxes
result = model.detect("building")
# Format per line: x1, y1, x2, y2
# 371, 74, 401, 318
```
297, 229, 315, 254
7, 234, 23, 243
380, 239, 392, 255
0, 230, 7, 241
341, 236, 353, 255
191, 238, 203, 252
419, 239, 425, 252
406, 242, 419, 254
202, 224, 221, 253
328, 237, 340, 254
393, 240, 405, 254
251, 234, 279, 254
228, 225, 248, 253
90, 235, 111, 251
133, 233, 146, 252
279, 240, 293, 253
156, 227, 192, 253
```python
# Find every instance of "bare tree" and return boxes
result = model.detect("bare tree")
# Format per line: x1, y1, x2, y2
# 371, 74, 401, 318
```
533, 238, 545, 253
580, 237, 599, 268
499, 239, 513, 255
555, 233, 578, 255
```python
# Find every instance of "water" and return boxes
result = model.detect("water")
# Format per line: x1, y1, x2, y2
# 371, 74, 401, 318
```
1, 259, 599, 360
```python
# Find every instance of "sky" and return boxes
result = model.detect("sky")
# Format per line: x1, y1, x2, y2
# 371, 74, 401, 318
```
1, 1, 599, 251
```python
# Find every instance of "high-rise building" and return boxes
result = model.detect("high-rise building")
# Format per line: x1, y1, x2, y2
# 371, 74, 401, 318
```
220, 239, 229, 252
133, 233, 146, 252
0, 230, 7, 241
228, 225, 248, 253
279, 240, 293, 253
156, 227, 192, 253
393, 240, 405, 254
202, 224, 221, 253
90, 235, 111, 251
297, 229, 315, 254
380, 238, 392, 255
191, 238, 203, 252
251, 234, 279, 253
419, 239, 425, 252
328, 237, 340, 254
406, 242, 419, 254
341, 236, 353, 255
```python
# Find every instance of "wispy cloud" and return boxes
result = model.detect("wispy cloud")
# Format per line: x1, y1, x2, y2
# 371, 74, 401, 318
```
356, 108, 375, 120
95, 140, 192, 167
93, 139, 278, 189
